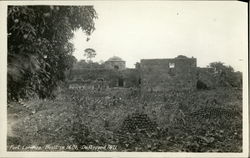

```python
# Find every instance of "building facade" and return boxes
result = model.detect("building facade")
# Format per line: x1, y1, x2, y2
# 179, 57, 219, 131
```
104, 56, 126, 70
139, 55, 197, 92
67, 55, 215, 91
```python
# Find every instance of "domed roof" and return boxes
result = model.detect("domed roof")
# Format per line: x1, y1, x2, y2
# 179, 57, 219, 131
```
107, 56, 124, 62
175, 55, 188, 59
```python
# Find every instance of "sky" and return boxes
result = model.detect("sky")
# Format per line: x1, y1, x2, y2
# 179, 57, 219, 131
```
71, 1, 247, 72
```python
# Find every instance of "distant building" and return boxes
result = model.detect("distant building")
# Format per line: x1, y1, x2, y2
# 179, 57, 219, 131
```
67, 55, 215, 91
104, 56, 126, 70
140, 55, 197, 91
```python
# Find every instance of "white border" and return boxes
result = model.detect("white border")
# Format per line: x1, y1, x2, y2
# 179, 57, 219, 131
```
0, 1, 248, 158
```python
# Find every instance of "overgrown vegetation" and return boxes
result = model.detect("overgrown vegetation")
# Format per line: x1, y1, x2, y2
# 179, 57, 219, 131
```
208, 62, 242, 88
8, 87, 242, 152
7, 6, 97, 101
7, 5, 242, 153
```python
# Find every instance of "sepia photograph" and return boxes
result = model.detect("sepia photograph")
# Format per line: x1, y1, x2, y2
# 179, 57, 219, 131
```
0, 0, 248, 157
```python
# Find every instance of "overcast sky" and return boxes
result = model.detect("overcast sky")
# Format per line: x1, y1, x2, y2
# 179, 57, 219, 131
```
71, 1, 247, 72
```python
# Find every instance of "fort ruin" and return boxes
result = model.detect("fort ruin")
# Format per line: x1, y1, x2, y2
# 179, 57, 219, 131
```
67, 55, 215, 91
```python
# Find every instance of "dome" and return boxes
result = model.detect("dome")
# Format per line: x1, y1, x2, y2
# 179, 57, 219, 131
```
175, 55, 188, 59
107, 56, 124, 62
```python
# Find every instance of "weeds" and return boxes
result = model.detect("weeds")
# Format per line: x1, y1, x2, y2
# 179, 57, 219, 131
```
7, 87, 242, 152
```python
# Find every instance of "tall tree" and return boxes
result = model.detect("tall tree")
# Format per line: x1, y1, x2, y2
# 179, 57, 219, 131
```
84, 48, 96, 63
8, 6, 97, 100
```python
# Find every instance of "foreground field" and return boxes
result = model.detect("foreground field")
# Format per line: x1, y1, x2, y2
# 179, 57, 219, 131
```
7, 87, 242, 152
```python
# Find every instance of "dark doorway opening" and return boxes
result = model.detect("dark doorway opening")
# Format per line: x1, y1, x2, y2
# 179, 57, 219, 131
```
138, 78, 141, 85
118, 78, 124, 87
168, 68, 175, 76
114, 65, 119, 70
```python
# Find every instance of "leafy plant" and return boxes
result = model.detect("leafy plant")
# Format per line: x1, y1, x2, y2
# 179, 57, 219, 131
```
84, 48, 96, 63
208, 62, 242, 88
7, 6, 97, 101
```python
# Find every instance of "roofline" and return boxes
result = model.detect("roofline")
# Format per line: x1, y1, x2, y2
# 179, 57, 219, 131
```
105, 60, 126, 62
141, 57, 196, 61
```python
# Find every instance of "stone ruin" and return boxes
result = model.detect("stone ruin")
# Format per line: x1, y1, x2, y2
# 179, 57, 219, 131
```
67, 55, 216, 91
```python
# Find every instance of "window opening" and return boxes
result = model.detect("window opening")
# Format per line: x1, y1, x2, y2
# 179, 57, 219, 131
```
169, 63, 175, 68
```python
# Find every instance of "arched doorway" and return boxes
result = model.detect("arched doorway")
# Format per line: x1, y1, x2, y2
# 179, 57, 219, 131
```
118, 78, 124, 87
114, 65, 119, 70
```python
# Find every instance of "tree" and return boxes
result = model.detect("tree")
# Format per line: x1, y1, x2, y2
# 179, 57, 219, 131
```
8, 6, 97, 100
208, 62, 242, 88
84, 48, 96, 63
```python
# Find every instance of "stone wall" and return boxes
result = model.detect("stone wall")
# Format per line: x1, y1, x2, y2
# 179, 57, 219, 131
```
68, 68, 122, 88
67, 56, 219, 91
140, 57, 197, 92
68, 80, 109, 90
67, 68, 140, 89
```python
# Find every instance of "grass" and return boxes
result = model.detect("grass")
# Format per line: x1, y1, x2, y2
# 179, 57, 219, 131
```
7, 87, 242, 152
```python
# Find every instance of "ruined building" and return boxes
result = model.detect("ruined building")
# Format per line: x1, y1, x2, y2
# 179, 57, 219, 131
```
140, 55, 197, 91
68, 56, 138, 90
104, 56, 126, 70
67, 55, 215, 91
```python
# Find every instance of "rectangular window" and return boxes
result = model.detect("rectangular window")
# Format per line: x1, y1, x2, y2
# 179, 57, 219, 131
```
169, 63, 175, 68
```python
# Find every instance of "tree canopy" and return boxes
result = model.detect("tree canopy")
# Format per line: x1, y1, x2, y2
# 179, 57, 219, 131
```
208, 62, 242, 88
84, 48, 96, 63
8, 6, 97, 100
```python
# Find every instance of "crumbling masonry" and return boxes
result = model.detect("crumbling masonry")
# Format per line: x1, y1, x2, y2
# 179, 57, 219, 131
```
67, 55, 215, 91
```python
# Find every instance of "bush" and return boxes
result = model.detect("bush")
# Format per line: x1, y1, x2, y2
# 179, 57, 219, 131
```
8, 87, 242, 152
